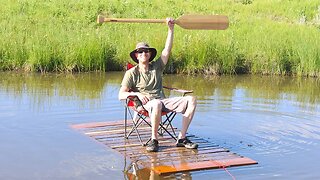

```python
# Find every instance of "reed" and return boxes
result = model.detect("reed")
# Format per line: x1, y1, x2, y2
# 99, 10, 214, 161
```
0, 0, 319, 77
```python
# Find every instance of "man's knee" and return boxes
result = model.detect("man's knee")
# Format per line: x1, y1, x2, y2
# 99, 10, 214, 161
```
186, 96, 197, 107
149, 99, 163, 112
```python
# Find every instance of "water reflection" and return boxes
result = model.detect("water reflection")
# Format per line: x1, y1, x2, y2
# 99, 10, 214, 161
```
0, 72, 122, 111
124, 168, 192, 180
0, 72, 113, 99
164, 75, 319, 101
1, 72, 319, 110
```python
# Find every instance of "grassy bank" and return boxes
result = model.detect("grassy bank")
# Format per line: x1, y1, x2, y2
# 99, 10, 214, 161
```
0, 0, 319, 77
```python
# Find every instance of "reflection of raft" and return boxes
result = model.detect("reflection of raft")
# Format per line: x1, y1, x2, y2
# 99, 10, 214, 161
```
71, 120, 257, 175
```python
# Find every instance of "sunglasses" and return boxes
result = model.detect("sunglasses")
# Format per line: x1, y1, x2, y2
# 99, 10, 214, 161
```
136, 49, 150, 54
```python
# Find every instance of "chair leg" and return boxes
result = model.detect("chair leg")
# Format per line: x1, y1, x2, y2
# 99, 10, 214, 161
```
124, 107, 178, 145
126, 113, 149, 137
156, 112, 177, 141
126, 112, 138, 137
125, 110, 152, 146
158, 123, 177, 141
126, 111, 144, 145
160, 114, 171, 136
124, 107, 128, 139
130, 118, 144, 145
167, 112, 177, 138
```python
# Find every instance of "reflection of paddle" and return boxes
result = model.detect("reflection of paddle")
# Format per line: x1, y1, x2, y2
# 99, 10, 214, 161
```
97, 14, 229, 30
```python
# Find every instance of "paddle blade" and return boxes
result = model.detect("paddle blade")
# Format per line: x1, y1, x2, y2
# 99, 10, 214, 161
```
176, 15, 229, 30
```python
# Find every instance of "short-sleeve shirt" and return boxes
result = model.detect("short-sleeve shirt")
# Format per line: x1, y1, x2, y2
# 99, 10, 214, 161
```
121, 57, 166, 99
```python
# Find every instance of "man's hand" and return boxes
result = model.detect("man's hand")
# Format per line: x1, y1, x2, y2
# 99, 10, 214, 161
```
137, 93, 150, 105
166, 17, 175, 30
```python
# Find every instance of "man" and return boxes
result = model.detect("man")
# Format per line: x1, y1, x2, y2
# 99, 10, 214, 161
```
118, 18, 198, 152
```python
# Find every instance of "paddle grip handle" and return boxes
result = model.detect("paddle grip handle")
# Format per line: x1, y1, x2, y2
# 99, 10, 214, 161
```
98, 16, 166, 24
109, 18, 165, 23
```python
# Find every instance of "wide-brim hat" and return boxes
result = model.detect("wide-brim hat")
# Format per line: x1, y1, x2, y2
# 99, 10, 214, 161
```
130, 42, 157, 63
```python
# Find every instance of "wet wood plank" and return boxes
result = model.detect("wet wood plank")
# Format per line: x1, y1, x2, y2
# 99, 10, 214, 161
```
152, 157, 257, 175
71, 120, 258, 175
70, 120, 125, 129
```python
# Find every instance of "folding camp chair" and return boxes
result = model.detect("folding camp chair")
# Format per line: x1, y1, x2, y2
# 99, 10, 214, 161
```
123, 63, 193, 146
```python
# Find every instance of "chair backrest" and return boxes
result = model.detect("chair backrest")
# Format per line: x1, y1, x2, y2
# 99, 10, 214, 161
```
126, 63, 135, 70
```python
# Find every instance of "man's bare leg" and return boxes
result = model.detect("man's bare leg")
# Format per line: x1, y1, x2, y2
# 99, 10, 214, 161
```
179, 96, 197, 139
145, 99, 162, 152
147, 99, 162, 140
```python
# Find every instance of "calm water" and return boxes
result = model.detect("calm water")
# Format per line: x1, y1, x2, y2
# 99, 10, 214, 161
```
0, 71, 319, 180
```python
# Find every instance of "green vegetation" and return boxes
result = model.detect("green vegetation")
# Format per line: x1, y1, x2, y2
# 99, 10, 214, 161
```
0, 0, 319, 77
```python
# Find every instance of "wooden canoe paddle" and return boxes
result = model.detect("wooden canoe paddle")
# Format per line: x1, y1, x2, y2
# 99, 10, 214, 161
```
97, 14, 229, 30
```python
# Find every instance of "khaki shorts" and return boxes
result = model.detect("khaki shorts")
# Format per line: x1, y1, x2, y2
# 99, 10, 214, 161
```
143, 96, 191, 114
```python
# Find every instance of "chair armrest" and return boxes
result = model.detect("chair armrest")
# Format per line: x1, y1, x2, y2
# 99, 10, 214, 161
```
126, 95, 141, 106
126, 95, 146, 112
163, 86, 193, 96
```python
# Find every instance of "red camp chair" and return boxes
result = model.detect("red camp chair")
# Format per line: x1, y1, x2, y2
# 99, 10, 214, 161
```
123, 63, 193, 146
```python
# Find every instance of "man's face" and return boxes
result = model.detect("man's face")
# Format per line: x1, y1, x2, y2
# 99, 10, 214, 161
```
136, 48, 151, 63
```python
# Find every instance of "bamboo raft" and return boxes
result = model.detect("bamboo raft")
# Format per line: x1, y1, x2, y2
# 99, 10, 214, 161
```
71, 120, 257, 176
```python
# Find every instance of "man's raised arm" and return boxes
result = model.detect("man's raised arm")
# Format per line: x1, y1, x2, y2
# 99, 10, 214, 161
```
161, 17, 175, 65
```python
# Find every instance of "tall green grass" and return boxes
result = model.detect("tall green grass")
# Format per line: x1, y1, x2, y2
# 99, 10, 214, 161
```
0, 0, 319, 77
